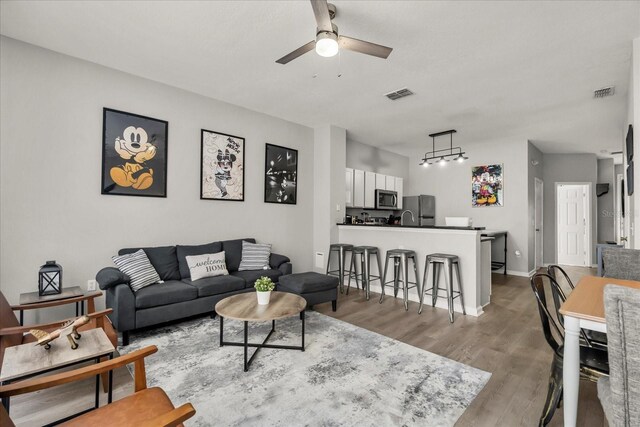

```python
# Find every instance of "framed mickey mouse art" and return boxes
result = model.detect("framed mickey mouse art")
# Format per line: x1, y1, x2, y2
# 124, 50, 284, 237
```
101, 108, 168, 197
200, 129, 245, 201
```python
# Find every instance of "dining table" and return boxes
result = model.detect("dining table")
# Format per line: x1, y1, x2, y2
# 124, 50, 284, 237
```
559, 275, 640, 427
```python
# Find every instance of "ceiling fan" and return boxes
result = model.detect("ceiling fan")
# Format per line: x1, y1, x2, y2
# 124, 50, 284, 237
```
276, 0, 393, 64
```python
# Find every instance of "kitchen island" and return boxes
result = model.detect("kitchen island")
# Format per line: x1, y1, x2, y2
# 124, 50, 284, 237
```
337, 224, 491, 316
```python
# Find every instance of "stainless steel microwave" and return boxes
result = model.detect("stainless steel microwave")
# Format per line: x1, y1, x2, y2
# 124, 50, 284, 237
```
375, 189, 398, 209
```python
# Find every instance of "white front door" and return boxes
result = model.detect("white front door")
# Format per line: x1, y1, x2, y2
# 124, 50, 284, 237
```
557, 184, 590, 266
535, 178, 544, 268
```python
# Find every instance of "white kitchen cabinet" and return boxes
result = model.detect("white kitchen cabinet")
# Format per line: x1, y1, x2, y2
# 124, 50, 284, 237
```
385, 175, 395, 191
375, 173, 386, 190
364, 171, 376, 208
353, 169, 365, 208
395, 177, 403, 209
345, 168, 354, 207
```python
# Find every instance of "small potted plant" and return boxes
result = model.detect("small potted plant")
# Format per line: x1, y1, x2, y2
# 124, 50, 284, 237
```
254, 276, 275, 305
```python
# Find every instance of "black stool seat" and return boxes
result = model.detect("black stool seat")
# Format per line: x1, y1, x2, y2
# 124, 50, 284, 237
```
330, 243, 354, 249
387, 249, 417, 256
353, 246, 379, 253
278, 272, 339, 312
427, 253, 459, 262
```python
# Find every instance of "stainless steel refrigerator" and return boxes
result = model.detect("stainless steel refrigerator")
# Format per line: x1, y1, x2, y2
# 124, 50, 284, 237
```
402, 195, 436, 226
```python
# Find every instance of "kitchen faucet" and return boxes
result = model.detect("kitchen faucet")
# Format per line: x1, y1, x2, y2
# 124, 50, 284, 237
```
400, 210, 415, 226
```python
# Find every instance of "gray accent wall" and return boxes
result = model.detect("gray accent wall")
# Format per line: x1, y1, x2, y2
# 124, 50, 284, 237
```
542, 153, 598, 265
0, 36, 314, 322
406, 137, 529, 275
527, 142, 544, 272
597, 158, 615, 244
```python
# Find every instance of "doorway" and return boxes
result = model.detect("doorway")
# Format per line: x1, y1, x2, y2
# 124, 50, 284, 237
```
534, 178, 544, 268
556, 183, 591, 266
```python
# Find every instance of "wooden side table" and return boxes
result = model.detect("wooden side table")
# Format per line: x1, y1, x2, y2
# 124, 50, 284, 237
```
0, 328, 115, 424
15, 287, 98, 325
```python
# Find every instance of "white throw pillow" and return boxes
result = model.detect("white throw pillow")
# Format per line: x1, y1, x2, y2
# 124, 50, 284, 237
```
112, 249, 161, 292
238, 242, 272, 271
186, 252, 228, 280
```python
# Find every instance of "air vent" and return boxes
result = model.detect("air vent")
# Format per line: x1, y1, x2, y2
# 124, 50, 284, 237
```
593, 86, 615, 98
385, 88, 414, 100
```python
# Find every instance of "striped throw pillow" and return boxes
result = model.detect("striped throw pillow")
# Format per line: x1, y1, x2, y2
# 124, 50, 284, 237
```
112, 249, 161, 292
238, 242, 272, 271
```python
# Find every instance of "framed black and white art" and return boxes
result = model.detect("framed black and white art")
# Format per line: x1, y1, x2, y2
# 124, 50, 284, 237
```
264, 143, 298, 205
201, 129, 245, 201
101, 108, 168, 197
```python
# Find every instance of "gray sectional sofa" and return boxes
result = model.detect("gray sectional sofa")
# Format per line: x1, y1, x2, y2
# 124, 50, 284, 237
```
96, 238, 291, 345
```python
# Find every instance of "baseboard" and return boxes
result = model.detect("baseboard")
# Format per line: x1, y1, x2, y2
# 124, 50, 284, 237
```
503, 270, 532, 278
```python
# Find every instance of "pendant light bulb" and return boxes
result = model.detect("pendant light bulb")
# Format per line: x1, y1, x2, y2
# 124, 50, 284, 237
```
439, 156, 447, 166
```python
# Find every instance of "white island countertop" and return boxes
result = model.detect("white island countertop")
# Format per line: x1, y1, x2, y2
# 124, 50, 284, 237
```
337, 224, 491, 316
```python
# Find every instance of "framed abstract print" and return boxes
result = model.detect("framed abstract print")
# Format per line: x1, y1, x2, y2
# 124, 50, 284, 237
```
264, 143, 298, 205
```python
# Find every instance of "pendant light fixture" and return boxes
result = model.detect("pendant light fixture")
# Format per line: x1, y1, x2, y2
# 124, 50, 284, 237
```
419, 129, 468, 167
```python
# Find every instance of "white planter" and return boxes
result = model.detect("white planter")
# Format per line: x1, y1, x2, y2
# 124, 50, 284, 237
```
256, 290, 271, 305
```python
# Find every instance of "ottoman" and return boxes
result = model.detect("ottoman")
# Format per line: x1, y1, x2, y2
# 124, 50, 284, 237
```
278, 272, 339, 311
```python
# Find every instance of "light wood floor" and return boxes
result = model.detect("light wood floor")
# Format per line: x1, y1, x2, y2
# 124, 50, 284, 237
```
9, 268, 605, 426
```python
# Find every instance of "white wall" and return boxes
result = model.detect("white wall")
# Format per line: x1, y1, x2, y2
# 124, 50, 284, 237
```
0, 37, 314, 320
312, 125, 346, 272
406, 137, 530, 275
346, 139, 410, 181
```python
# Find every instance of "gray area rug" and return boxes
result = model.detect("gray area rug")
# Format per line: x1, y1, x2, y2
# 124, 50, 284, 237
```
120, 312, 490, 426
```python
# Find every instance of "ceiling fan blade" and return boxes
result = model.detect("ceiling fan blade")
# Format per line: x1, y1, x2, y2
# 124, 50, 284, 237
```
275, 41, 316, 64
310, 0, 333, 33
339, 35, 393, 59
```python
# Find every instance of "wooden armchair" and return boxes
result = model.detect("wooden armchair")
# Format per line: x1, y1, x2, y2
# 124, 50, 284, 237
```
0, 345, 196, 426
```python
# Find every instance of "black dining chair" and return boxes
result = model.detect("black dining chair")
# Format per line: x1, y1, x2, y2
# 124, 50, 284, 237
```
530, 273, 609, 426
546, 265, 608, 349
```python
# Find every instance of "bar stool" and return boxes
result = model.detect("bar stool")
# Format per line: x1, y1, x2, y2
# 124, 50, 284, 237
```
326, 243, 354, 294
379, 249, 421, 311
347, 246, 383, 300
419, 253, 466, 323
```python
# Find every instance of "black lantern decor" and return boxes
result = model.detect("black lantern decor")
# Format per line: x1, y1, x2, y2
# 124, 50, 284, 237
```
39, 261, 63, 296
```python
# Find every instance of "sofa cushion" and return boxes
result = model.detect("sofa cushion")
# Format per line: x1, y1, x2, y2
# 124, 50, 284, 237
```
278, 272, 339, 294
231, 269, 283, 287
182, 275, 245, 297
222, 238, 256, 272
186, 252, 228, 280
112, 249, 161, 293
176, 242, 223, 279
134, 280, 198, 309
119, 246, 180, 281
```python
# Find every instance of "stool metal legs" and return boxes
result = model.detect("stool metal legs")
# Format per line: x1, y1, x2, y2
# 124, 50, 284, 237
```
347, 250, 382, 301
326, 246, 353, 294
379, 253, 421, 311
419, 258, 466, 322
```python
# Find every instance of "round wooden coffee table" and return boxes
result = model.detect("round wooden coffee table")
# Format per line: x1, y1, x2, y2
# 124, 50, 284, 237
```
215, 291, 307, 371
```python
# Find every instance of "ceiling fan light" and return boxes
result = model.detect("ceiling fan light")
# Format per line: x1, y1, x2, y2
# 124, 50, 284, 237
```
316, 32, 339, 57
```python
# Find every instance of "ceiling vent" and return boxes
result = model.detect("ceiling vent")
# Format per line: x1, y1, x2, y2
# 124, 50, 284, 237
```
593, 86, 615, 98
385, 88, 414, 101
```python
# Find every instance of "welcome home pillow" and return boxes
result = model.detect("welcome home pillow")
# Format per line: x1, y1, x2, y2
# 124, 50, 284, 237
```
238, 242, 272, 271
186, 252, 228, 281
112, 249, 161, 292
